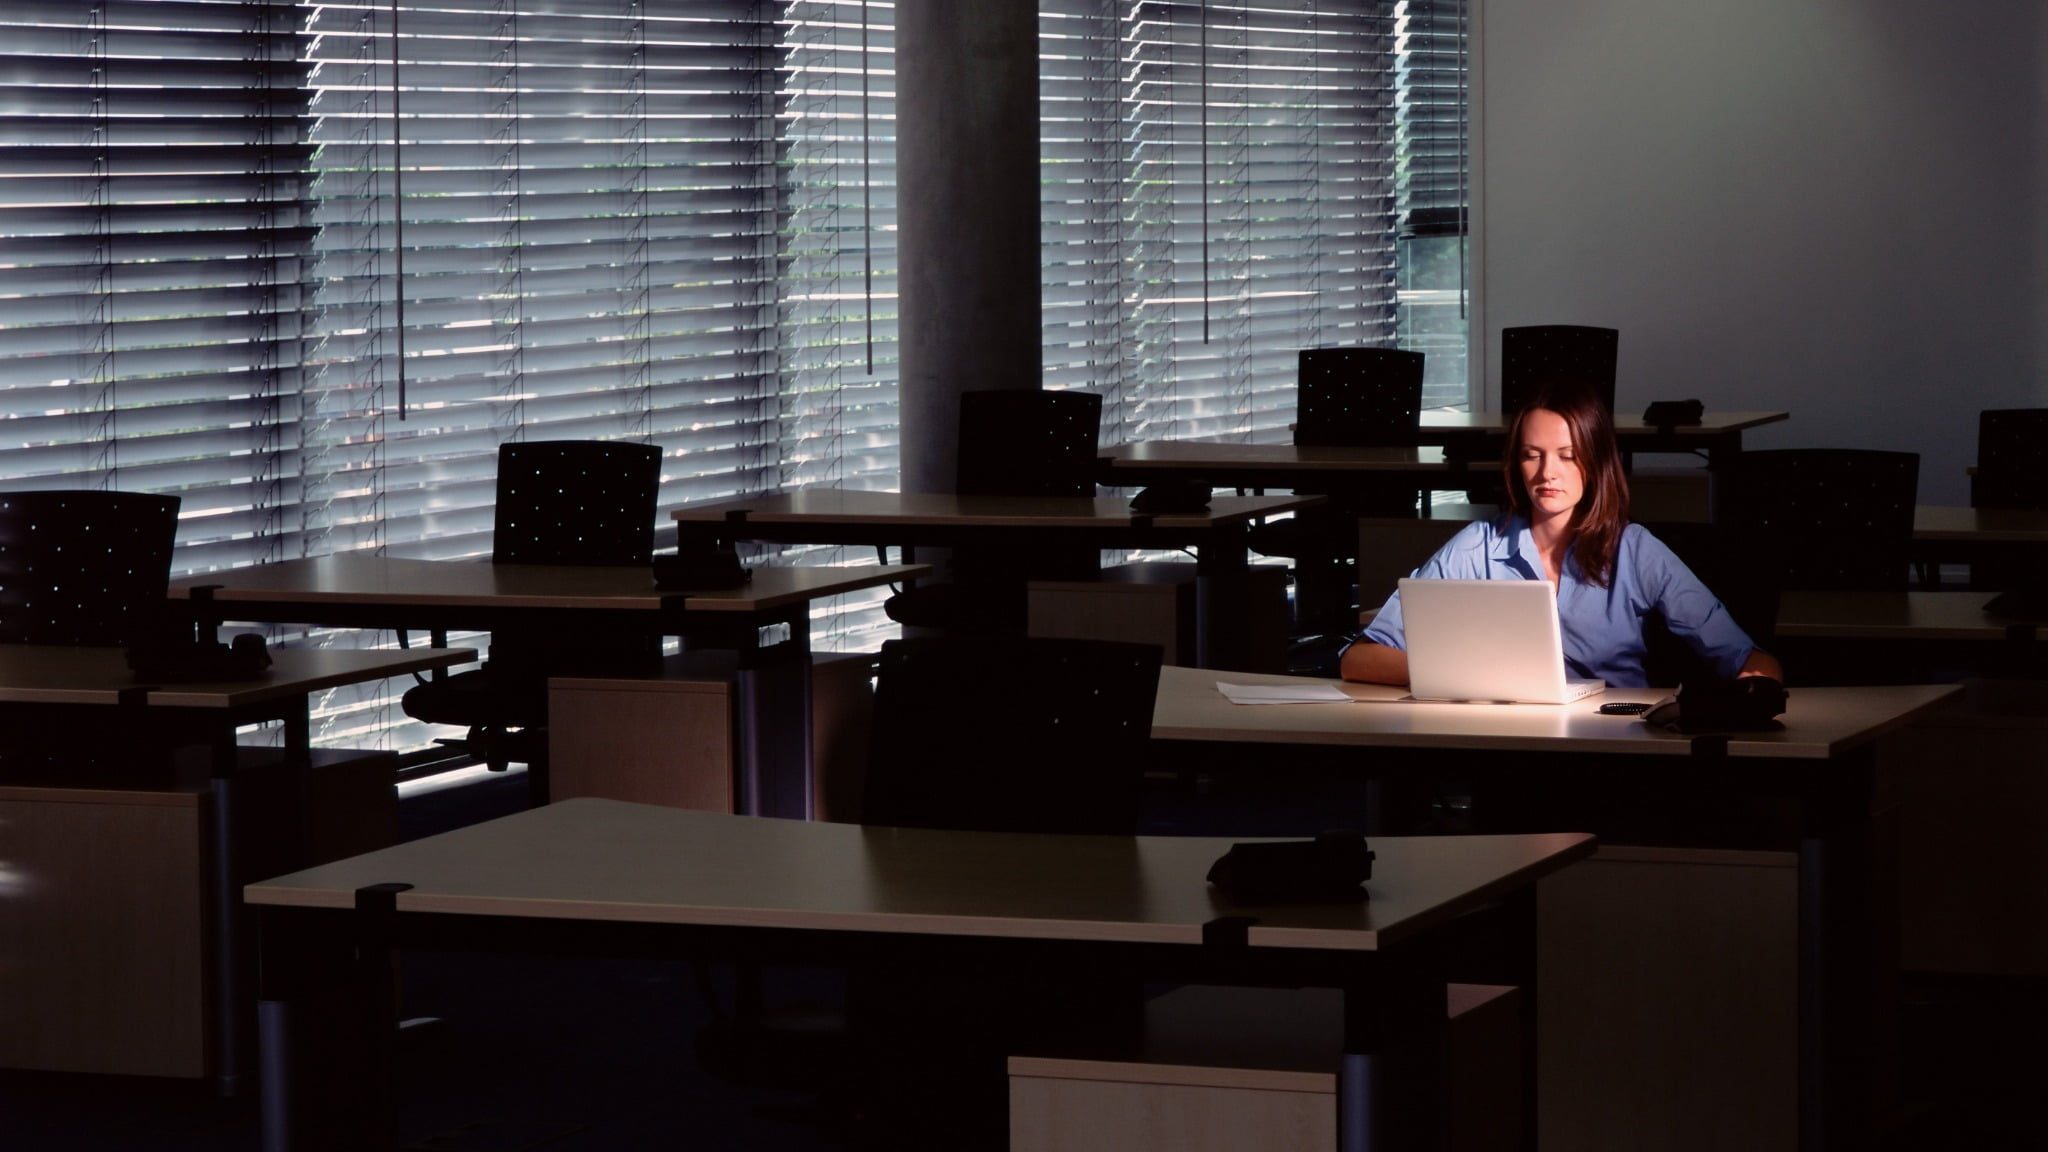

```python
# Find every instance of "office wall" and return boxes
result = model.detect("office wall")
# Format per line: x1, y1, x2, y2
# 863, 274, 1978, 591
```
2038, 4, 2048, 407
1481, 0, 2045, 503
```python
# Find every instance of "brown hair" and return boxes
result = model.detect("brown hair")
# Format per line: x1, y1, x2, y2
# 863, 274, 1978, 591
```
1501, 382, 1630, 587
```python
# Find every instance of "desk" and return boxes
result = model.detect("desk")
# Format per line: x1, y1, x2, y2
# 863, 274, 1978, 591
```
1417, 409, 1788, 467
166, 556, 925, 820
246, 797, 1594, 1151
674, 490, 1316, 671
1136, 411, 1787, 518
1774, 590, 2042, 642
1099, 441, 1457, 508
1911, 504, 2048, 582
1148, 665, 1956, 1152
1774, 589, 2048, 682
0, 643, 474, 1092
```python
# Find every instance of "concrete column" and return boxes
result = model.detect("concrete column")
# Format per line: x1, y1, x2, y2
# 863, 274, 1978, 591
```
894, 0, 1041, 494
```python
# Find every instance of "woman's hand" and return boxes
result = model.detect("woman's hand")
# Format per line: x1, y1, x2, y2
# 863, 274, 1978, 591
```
1736, 648, 1784, 682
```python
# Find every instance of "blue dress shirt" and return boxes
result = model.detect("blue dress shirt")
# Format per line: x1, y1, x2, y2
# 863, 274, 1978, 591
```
1355, 516, 1757, 687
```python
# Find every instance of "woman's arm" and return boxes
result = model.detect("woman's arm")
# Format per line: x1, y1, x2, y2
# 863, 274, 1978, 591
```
1340, 640, 1409, 685
1738, 648, 1783, 681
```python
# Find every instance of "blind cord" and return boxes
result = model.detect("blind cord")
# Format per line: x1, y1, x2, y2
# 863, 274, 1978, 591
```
391, 0, 408, 419
862, 1, 873, 376
1458, 0, 1469, 323
1199, 0, 1209, 345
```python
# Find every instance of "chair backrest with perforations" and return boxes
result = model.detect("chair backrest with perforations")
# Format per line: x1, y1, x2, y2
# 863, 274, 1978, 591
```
1972, 409, 2048, 509
1501, 325, 1618, 416
1295, 347, 1425, 448
0, 489, 180, 645
955, 390, 1102, 498
864, 636, 1162, 835
492, 440, 662, 566
1720, 449, 1919, 592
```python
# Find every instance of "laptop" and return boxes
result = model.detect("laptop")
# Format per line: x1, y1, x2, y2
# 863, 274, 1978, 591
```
1399, 578, 1606, 704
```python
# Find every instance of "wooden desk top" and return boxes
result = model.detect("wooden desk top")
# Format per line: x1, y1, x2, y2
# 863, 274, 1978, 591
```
167, 555, 927, 615
1913, 505, 2048, 542
673, 489, 1318, 529
0, 644, 476, 708
1149, 666, 1956, 760
1418, 410, 1790, 438
1101, 442, 1453, 473
1775, 590, 2048, 641
244, 798, 1594, 953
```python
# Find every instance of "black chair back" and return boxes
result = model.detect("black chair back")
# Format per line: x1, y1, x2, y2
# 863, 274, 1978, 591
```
1501, 325, 1618, 416
863, 636, 1162, 835
493, 440, 662, 566
1637, 520, 1781, 679
0, 489, 180, 645
1720, 449, 1919, 592
1295, 347, 1425, 448
955, 390, 1102, 498
1972, 409, 2048, 509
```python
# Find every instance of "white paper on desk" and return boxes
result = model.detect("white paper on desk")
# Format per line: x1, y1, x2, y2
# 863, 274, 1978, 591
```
1215, 682, 1357, 705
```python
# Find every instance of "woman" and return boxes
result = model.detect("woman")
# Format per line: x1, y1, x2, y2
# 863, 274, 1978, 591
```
1341, 384, 1782, 688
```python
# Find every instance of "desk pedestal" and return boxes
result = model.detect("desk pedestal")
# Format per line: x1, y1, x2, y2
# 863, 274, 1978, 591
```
0, 749, 396, 1081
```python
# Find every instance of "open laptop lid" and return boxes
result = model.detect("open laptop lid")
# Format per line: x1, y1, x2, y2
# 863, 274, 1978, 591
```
1400, 578, 1604, 704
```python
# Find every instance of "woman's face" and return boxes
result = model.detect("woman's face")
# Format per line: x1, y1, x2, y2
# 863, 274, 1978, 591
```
1517, 407, 1585, 523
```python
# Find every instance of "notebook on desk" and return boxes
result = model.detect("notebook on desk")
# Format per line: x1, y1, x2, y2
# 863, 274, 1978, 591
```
1399, 578, 1605, 704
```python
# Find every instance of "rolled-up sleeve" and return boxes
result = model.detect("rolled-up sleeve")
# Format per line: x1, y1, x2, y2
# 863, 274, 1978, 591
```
1635, 530, 1756, 677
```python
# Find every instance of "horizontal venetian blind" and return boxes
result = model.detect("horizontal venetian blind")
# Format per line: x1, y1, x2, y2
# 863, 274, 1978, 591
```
300, 0, 783, 564
1393, 0, 1468, 409
1040, 0, 1401, 445
0, 0, 309, 573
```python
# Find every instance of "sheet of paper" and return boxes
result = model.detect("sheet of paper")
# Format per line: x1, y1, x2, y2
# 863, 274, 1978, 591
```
1215, 681, 1357, 705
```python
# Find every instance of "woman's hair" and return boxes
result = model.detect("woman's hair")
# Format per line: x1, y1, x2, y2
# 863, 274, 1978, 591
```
1501, 381, 1630, 587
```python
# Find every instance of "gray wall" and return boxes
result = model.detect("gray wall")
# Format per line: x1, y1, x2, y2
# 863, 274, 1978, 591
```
2038, 3, 2048, 407
1480, 0, 2046, 503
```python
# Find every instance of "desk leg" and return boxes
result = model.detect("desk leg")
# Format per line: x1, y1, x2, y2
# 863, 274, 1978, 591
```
209, 732, 246, 1097
1798, 750, 1892, 1152
1194, 524, 1252, 671
1704, 434, 1742, 524
1338, 952, 1448, 1152
258, 895, 400, 1152
733, 605, 814, 820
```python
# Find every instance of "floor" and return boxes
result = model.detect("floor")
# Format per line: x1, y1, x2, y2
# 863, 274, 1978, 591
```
5, 771, 2046, 1150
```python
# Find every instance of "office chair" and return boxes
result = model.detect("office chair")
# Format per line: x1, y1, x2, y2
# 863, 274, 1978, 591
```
0, 489, 181, 767
862, 635, 1163, 834
1248, 347, 1425, 659
1500, 325, 1618, 416
1293, 346, 1428, 450
1963, 408, 2048, 596
400, 440, 662, 780
1637, 519, 1782, 682
883, 389, 1103, 634
1972, 408, 2048, 509
854, 634, 1162, 1141
1719, 448, 1920, 594
0, 489, 181, 646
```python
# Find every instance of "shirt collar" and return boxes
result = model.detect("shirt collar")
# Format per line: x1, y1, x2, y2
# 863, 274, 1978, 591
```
1489, 513, 1536, 575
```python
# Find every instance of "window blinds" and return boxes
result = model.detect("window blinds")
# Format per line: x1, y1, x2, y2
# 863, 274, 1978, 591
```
0, 0, 309, 573
1393, 0, 1468, 408
300, 0, 790, 564
1039, 0, 1403, 445
1394, 0, 1467, 237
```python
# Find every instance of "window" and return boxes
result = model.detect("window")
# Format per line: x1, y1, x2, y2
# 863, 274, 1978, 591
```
2, 0, 900, 754
0, 0, 308, 568
292, 0, 901, 747
1393, 0, 1470, 408
1039, 0, 1472, 436
1, 1, 1469, 752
